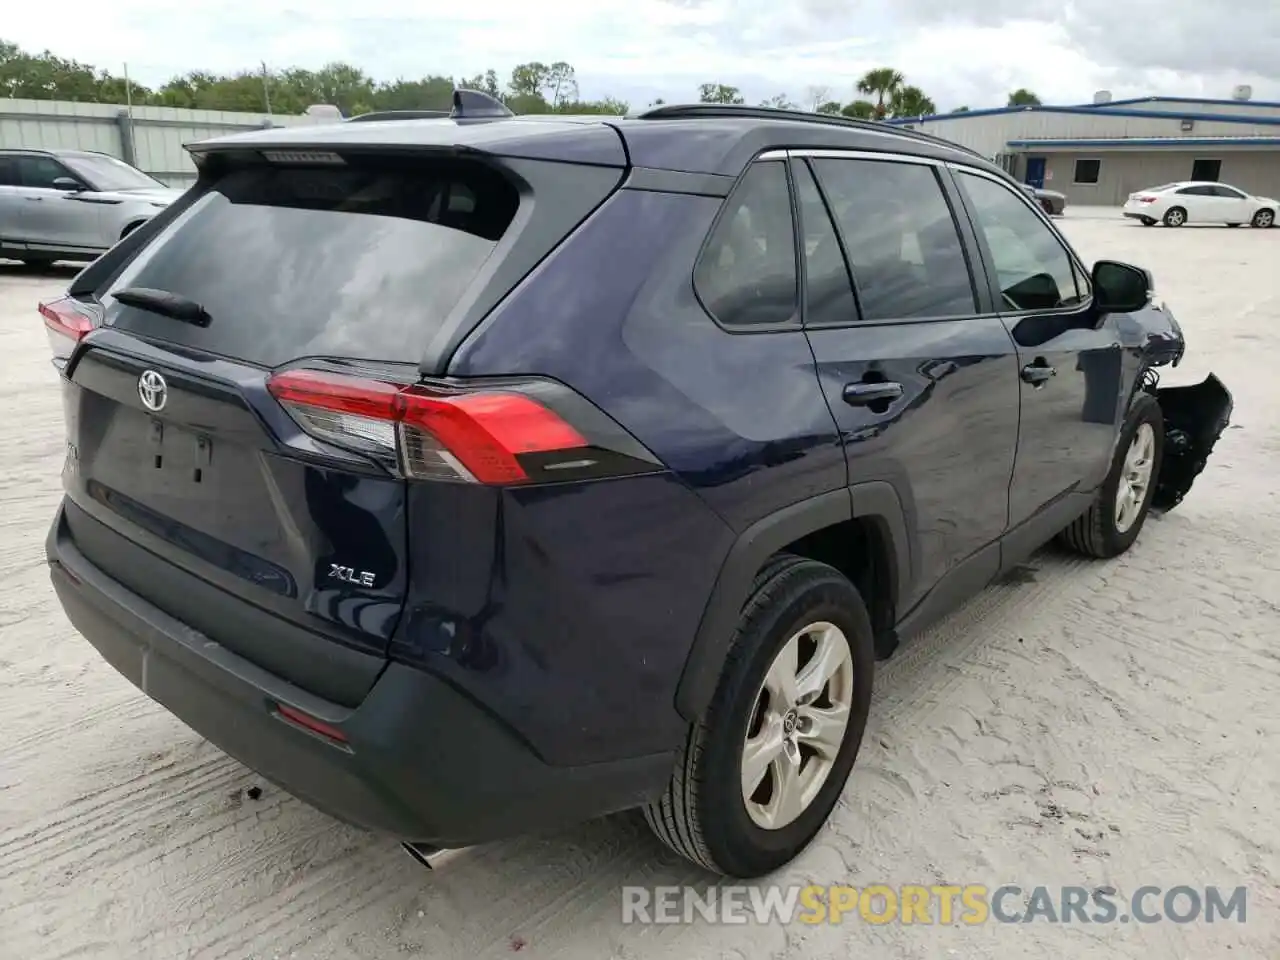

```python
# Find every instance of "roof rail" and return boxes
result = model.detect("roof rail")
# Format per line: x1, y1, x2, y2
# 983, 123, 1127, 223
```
634, 103, 987, 161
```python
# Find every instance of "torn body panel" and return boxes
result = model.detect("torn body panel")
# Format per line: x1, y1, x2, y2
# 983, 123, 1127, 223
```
1122, 301, 1231, 512
1152, 374, 1233, 511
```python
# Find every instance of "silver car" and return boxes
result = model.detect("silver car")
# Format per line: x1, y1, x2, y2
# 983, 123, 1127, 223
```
0, 149, 184, 267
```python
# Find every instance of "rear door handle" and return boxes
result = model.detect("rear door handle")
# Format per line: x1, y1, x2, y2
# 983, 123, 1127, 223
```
24, 196, 43, 202
1020, 360, 1056, 385
842, 381, 904, 406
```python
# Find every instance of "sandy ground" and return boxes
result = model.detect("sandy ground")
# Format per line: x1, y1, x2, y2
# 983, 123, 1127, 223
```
2, 209, 1278, 959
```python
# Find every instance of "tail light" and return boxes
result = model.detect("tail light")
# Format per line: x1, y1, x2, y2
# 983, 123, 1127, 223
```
40, 298, 96, 362
1138, 196, 1157, 204
267, 368, 660, 486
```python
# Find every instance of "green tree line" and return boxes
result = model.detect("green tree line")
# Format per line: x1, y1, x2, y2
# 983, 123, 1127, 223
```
0, 41, 628, 116
1, 40, 1040, 120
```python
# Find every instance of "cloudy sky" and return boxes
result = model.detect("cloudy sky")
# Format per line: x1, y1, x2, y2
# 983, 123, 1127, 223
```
6, 0, 1279, 112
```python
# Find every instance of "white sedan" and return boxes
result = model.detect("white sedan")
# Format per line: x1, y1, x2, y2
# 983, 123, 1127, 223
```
1122, 181, 1277, 228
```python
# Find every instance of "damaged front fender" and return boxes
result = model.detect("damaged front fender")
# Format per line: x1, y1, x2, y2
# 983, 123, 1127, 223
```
1153, 373, 1233, 511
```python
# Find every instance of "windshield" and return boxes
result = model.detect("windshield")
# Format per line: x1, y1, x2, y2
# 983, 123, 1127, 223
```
64, 154, 166, 192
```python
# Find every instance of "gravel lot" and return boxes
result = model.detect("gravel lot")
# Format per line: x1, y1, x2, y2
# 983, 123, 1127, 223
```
2, 211, 1277, 959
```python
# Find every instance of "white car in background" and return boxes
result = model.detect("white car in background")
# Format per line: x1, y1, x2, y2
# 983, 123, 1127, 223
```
1122, 181, 1277, 228
0, 149, 184, 268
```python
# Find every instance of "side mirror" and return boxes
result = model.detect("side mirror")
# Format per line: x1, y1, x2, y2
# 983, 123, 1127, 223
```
51, 177, 83, 192
1092, 260, 1151, 314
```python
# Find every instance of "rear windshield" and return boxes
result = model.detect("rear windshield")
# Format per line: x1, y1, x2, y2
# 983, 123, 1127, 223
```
102, 156, 519, 367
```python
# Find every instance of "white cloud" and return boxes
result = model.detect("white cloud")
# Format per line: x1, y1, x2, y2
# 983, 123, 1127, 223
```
3, 0, 1278, 111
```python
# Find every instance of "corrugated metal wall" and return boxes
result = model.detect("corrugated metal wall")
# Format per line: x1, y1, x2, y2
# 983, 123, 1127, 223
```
904, 110, 1280, 161
1031, 150, 1280, 206
1091, 99, 1280, 120
0, 99, 319, 186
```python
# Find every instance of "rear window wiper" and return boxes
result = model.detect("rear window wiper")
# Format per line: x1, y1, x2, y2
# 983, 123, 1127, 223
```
112, 287, 211, 327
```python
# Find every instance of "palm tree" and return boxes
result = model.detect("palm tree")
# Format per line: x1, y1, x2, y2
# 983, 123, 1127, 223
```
856, 68, 904, 119
840, 99, 876, 119
1007, 88, 1042, 107
889, 85, 936, 119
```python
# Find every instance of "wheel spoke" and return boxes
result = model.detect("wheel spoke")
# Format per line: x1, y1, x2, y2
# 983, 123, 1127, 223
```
797, 702, 850, 759
795, 624, 846, 704
1135, 429, 1153, 467
763, 635, 800, 707
766, 755, 804, 828
741, 728, 784, 798
1119, 486, 1137, 527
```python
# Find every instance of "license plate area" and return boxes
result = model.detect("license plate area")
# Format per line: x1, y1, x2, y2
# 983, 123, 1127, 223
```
147, 417, 213, 485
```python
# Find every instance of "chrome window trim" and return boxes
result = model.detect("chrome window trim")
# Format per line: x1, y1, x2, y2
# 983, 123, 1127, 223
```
762, 147, 941, 166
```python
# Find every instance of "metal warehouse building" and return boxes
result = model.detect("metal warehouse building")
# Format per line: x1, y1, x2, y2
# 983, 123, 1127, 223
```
889, 93, 1280, 206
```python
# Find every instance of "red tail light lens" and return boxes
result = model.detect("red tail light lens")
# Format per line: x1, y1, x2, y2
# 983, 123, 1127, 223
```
1138, 196, 1156, 204
40, 299, 96, 361
267, 369, 589, 485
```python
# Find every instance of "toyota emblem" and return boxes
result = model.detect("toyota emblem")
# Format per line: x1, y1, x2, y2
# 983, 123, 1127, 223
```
138, 370, 168, 412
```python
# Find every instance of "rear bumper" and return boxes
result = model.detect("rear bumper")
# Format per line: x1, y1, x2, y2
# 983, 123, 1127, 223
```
46, 505, 674, 847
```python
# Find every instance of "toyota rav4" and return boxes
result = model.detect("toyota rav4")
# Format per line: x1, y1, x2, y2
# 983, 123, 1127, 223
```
42, 94, 1232, 879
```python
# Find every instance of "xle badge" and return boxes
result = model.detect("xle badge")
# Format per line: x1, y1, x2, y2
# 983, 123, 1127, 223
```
328, 564, 375, 588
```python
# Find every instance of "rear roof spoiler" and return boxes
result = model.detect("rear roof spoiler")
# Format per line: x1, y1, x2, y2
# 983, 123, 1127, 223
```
346, 89, 514, 124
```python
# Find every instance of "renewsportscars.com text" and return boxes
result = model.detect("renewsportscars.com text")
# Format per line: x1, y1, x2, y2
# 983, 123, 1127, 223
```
621, 884, 1248, 926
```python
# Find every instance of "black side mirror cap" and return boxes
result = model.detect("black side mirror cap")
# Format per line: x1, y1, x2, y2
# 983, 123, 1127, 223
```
1092, 260, 1152, 314
51, 177, 83, 192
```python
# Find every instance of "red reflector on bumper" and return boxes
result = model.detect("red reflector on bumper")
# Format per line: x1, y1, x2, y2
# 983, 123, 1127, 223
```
276, 703, 348, 743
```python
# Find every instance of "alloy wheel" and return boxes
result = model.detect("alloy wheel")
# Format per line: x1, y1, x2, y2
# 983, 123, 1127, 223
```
741, 621, 855, 830
1115, 423, 1156, 534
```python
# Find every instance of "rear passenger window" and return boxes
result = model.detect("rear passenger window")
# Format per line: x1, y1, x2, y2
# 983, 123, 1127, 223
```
809, 158, 976, 321
695, 161, 799, 327
794, 163, 859, 325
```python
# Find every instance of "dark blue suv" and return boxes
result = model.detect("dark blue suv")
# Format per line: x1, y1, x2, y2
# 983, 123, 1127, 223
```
43, 95, 1231, 879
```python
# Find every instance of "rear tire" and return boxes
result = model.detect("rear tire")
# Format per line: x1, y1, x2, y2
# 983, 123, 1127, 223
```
1058, 394, 1164, 559
1162, 207, 1186, 227
1226, 223, 1242, 228
644, 555, 875, 878
1252, 208, 1275, 228
1040, 199, 1054, 216
1140, 217, 1156, 227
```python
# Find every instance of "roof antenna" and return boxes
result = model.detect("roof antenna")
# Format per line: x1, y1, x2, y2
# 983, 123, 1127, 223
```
451, 88, 514, 119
